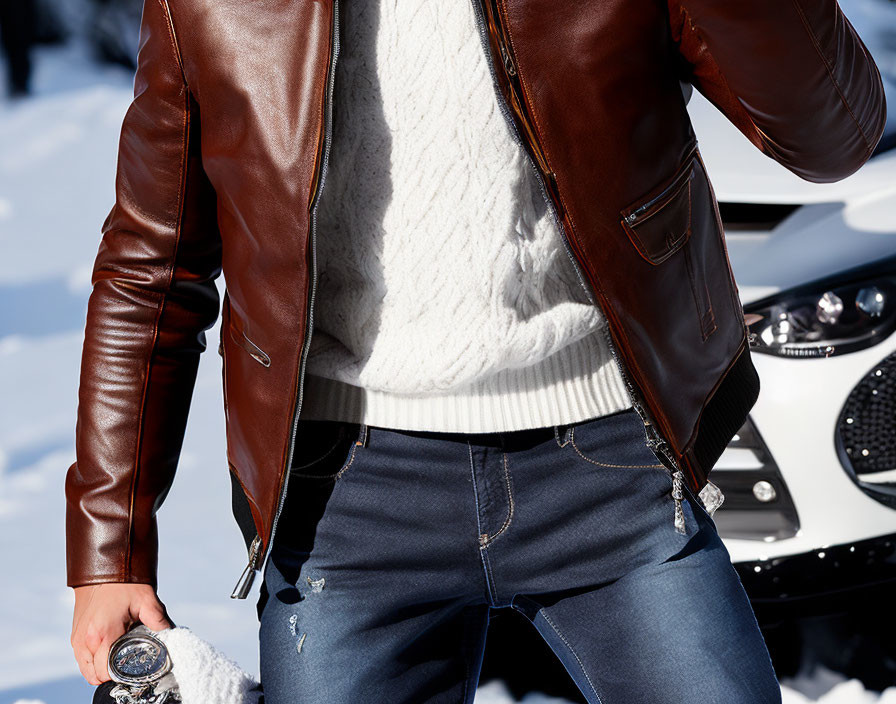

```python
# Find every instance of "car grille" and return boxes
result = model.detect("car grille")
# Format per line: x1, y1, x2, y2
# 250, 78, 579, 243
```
836, 349, 896, 509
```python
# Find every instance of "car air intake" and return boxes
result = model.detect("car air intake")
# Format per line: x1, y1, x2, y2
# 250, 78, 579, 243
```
708, 415, 800, 541
717, 202, 801, 231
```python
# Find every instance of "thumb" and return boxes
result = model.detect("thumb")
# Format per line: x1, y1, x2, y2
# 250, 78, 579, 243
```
138, 598, 174, 632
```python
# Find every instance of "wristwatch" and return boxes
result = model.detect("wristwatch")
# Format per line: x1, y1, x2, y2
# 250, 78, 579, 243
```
93, 624, 181, 704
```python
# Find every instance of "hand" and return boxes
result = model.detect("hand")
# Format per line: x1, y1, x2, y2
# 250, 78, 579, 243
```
70, 583, 173, 686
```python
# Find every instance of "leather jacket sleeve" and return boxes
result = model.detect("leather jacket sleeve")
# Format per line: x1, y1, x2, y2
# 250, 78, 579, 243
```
65, 0, 222, 588
669, 0, 888, 182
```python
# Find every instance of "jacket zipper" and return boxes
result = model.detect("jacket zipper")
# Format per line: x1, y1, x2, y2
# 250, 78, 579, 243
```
230, 0, 341, 598
231, 534, 261, 597
470, 0, 693, 532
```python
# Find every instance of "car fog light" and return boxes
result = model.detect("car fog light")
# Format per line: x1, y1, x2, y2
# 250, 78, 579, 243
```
753, 480, 777, 503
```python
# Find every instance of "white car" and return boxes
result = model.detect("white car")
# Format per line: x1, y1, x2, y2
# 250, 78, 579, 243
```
687, 0, 896, 685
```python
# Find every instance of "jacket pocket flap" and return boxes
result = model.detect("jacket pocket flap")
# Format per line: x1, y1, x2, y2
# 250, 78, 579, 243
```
620, 154, 696, 265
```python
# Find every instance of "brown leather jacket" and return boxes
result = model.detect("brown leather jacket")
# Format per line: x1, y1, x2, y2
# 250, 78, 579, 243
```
65, 0, 886, 596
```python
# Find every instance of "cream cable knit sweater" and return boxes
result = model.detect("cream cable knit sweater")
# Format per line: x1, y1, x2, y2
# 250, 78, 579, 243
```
300, 0, 633, 431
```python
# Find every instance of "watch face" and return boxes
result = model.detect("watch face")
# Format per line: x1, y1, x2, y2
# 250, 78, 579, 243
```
109, 634, 170, 685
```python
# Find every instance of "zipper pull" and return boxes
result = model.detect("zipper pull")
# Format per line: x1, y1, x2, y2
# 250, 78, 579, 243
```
697, 479, 725, 517
671, 470, 687, 535
231, 535, 262, 599
500, 42, 517, 76
744, 313, 762, 348
623, 210, 642, 226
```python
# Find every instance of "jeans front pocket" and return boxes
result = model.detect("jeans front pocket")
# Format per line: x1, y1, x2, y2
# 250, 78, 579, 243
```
560, 407, 670, 474
271, 421, 368, 562
289, 420, 367, 481
558, 408, 694, 535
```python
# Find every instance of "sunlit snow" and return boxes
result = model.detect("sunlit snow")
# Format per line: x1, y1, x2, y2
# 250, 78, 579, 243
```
2, 34, 895, 704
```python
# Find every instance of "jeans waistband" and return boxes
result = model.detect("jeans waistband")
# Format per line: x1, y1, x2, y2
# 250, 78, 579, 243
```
372, 422, 565, 452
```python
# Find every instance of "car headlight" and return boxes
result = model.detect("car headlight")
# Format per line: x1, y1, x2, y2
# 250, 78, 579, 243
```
744, 267, 896, 358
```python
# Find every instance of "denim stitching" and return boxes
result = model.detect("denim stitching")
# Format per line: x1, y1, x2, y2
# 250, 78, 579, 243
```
479, 452, 515, 548
540, 610, 604, 704
480, 544, 501, 607
554, 424, 572, 448
569, 425, 666, 469
468, 442, 486, 541
333, 427, 366, 480
469, 442, 498, 606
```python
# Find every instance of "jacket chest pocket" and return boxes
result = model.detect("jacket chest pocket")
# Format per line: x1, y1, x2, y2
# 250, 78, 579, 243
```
620, 148, 730, 342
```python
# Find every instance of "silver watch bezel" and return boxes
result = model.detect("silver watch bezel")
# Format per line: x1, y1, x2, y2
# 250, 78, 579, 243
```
107, 628, 172, 687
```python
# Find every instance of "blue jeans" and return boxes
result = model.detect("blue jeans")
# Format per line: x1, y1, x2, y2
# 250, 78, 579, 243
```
257, 406, 782, 703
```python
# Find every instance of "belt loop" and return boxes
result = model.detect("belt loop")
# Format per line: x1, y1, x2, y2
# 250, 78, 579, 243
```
554, 423, 571, 448
359, 423, 369, 448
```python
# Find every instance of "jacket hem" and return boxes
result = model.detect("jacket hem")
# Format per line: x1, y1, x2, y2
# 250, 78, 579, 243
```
684, 341, 761, 494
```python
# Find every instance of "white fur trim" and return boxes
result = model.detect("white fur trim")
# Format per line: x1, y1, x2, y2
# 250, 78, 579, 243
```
154, 627, 262, 704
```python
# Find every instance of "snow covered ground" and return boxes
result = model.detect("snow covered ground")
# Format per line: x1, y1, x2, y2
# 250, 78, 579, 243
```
1, 37, 894, 704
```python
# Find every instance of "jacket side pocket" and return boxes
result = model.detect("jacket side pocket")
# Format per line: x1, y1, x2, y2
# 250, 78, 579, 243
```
620, 149, 716, 341
621, 154, 695, 265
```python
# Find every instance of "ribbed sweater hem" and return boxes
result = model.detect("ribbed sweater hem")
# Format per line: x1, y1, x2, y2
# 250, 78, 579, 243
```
299, 330, 634, 432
